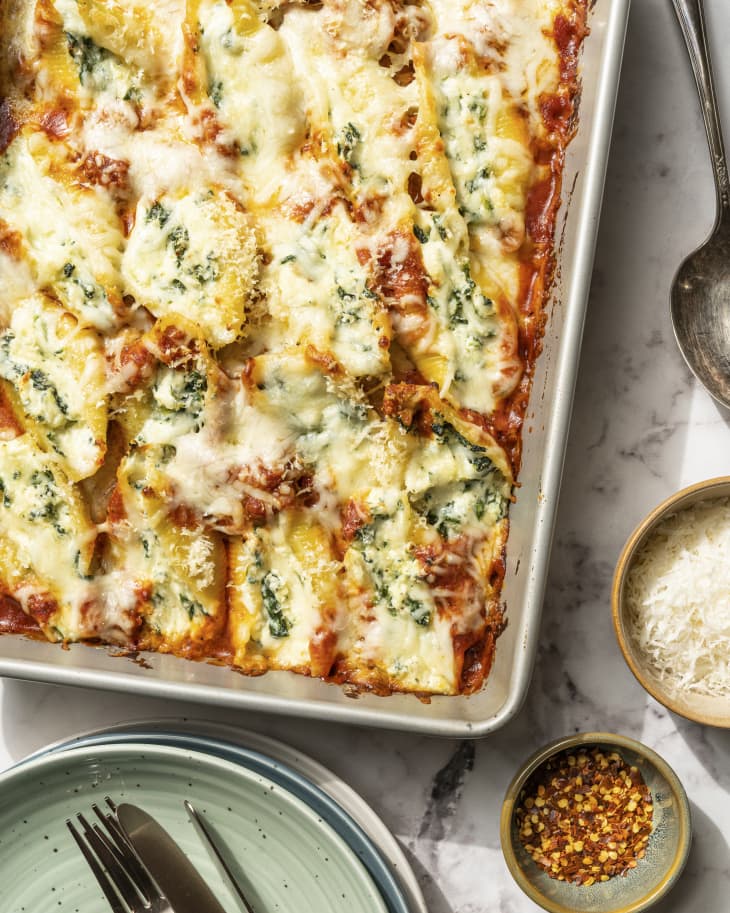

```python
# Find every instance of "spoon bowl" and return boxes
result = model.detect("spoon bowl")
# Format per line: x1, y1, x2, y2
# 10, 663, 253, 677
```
671, 217, 730, 409
670, 0, 730, 407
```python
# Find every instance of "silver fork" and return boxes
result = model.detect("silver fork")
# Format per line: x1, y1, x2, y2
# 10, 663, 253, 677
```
66, 797, 172, 913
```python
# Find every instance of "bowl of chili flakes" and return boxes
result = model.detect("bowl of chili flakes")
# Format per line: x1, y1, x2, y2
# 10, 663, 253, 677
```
500, 732, 691, 913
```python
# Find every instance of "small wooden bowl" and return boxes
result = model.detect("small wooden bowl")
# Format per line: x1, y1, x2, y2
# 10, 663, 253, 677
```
500, 732, 691, 913
612, 476, 730, 728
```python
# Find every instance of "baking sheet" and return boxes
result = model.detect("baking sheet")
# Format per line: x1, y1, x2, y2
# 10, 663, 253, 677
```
0, 0, 631, 736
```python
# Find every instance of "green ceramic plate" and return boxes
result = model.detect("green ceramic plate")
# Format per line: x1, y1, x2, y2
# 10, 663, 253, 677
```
0, 743, 389, 913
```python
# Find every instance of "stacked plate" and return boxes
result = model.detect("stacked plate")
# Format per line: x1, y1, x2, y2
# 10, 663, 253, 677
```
0, 719, 426, 913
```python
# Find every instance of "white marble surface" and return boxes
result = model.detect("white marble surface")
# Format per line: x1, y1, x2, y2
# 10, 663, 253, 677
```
2, 1, 730, 911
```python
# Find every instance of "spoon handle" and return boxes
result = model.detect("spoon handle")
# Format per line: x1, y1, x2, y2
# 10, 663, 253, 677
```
671, 0, 730, 216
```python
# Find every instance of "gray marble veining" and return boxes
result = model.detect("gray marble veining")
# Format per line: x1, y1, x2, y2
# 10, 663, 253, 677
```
1, 1, 729, 911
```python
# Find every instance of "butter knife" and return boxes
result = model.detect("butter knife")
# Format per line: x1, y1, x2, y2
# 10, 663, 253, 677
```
116, 803, 228, 913
184, 799, 256, 913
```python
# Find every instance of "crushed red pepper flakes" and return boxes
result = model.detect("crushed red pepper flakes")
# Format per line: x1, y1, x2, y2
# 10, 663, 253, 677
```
515, 746, 653, 886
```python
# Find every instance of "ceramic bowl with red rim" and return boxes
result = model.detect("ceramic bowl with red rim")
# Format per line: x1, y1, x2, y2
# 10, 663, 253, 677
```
500, 732, 691, 913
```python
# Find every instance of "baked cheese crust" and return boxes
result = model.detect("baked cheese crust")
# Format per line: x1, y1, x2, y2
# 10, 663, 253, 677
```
0, 0, 586, 695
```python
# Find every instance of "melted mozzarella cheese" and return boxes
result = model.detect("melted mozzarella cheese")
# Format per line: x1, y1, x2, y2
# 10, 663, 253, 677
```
428, 0, 563, 127
132, 351, 407, 531
198, 0, 307, 183
280, 6, 418, 216
251, 351, 407, 505
80, 109, 237, 199
0, 134, 123, 331
0, 436, 98, 637
229, 516, 332, 666
56, 0, 185, 87
0, 295, 107, 480
259, 204, 392, 377
161, 410, 296, 529
0, 250, 34, 327
122, 189, 259, 347
341, 509, 457, 693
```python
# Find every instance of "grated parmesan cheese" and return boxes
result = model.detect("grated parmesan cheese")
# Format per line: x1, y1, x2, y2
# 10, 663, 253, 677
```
625, 496, 730, 698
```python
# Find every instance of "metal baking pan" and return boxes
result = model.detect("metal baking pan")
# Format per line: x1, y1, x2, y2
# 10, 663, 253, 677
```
0, 0, 631, 736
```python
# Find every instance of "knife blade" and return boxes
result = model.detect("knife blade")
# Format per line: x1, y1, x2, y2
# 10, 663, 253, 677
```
116, 802, 228, 913
184, 800, 256, 913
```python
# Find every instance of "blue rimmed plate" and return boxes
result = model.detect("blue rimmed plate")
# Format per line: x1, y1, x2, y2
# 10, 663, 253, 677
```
21, 723, 417, 913
0, 742, 389, 913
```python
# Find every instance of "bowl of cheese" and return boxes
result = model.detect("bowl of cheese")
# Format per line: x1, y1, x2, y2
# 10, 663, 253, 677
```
612, 477, 730, 727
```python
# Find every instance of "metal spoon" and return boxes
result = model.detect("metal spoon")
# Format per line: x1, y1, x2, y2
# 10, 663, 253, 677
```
670, 0, 730, 408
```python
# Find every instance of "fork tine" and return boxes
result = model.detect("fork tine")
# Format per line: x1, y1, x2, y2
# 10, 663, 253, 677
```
67, 818, 127, 913
92, 802, 161, 902
92, 819, 151, 896
91, 808, 129, 866
76, 813, 149, 913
